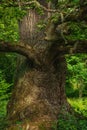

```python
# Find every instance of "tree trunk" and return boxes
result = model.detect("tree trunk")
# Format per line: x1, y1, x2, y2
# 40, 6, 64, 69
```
6, 5, 71, 130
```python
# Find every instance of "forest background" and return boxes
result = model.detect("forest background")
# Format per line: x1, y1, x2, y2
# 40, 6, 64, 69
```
0, 0, 87, 130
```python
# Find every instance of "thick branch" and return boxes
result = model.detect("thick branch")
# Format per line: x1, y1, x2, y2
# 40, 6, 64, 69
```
56, 40, 87, 55
45, 4, 87, 41
65, 40, 87, 54
47, 40, 87, 64
0, 42, 39, 65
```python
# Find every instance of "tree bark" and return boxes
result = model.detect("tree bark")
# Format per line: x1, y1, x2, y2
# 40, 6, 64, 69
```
7, 55, 69, 129
6, 2, 73, 130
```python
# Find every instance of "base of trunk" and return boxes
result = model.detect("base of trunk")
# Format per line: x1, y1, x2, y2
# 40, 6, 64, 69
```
6, 56, 71, 130
6, 103, 73, 130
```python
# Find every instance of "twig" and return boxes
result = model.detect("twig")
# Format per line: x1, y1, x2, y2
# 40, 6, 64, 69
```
20, 1, 58, 13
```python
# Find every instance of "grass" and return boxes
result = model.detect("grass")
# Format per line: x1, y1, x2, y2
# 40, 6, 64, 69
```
68, 97, 87, 117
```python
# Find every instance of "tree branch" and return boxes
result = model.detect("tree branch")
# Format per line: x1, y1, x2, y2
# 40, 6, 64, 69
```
0, 42, 39, 65
21, 1, 57, 12
55, 40, 87, 55
45, 5, 87, 41
47, 40, 87, 64
0, 1, 57, 12
65, 40, 87, 54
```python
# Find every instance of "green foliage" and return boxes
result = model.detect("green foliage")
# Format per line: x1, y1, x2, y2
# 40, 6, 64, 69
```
0, 54, 16, 129
0, 6, 19, 42
57, 113, 77, 130
52, 105, 87, 130
0, 53, 16, 105
0, 54, 16, 83
0, 3, 27, 43
78, 119, 87, 130
66, 22, 87, 40
68, 0, 79, 5
0, 71, 12, 100
66, 54, 87, 97
0, 76, 10, 129
68, 98, 87, 117
0, 115, 8, 130
57, 113, 87, 130
0, 2, 18, 129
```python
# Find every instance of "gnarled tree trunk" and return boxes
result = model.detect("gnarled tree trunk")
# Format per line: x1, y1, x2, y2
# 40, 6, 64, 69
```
7, 2, 71, 130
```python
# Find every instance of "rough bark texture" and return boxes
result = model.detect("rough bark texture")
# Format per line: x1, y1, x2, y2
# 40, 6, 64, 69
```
6, 2, 71, 130
7, 55, 69, 129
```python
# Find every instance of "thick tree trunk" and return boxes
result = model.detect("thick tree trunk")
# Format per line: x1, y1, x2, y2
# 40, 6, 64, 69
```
7, 55, 69, 130
6, 5, 71, 130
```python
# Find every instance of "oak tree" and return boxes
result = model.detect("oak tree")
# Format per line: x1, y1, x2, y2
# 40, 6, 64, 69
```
0, 0, 87, 129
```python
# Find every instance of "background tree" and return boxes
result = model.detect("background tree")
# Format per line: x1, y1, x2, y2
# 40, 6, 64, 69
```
0, 0, 87, 130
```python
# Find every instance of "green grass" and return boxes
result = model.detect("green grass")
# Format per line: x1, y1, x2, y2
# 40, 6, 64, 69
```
68, 98, 87, 117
